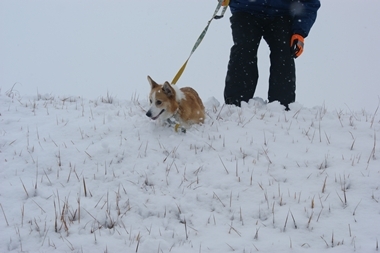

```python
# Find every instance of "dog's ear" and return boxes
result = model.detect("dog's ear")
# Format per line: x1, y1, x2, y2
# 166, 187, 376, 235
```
162, 82, 174, 97
147, 75, 159, 89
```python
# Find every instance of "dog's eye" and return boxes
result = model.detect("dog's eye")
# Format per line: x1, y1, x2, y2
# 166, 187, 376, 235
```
156, 100, 162, 106
149, 99, 152, 104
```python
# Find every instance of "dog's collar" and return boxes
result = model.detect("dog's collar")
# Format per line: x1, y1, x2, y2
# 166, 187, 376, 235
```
173, 108, 179, 119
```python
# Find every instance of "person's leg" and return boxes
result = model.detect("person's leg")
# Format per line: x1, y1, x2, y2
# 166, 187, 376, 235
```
224, 12, 263, 106
263, 16, 295, 109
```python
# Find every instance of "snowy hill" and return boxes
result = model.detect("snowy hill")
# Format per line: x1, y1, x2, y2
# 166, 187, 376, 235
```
1, 0, 380, 252
1, 90, 379, 253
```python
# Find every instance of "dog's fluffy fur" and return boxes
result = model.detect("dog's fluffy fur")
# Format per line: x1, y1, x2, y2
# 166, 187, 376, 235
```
146, 76, 205, 126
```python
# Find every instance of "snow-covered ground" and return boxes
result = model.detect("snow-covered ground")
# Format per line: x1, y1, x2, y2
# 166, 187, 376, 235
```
1, 0, 379, 111
1, 90, 379, 252
1, 1, 380, 252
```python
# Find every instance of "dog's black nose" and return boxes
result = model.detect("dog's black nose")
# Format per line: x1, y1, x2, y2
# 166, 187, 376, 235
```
146, 111, 152, 117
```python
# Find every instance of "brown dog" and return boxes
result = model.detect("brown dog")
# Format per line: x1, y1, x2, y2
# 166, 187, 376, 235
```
146, 76, 205, 127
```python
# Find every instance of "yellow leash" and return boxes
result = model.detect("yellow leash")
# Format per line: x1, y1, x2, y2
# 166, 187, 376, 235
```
171, 0, 229, 85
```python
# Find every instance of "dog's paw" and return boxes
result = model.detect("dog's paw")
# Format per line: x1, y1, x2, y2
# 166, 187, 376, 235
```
166, 118, 186, 133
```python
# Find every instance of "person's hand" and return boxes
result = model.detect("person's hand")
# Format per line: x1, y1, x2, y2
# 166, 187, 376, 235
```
221, 0, 230, 6
290, 34, 304, 58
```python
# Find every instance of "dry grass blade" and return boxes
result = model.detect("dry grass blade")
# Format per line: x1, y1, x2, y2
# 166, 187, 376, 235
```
77, 197, 81, 224
262, 147, 272, 164
183, 217, 188, 240
83, 208, 102, 225
367, 132, 377, 164
226, 243, 235, 251
254, 227, 260, 240
348, 224, 352, 237
316, 207, 324, 222
32, 200, 46, 213
83, 177, 87, 197
19, 178, 29, 198
218, 155, 229, 174
336, 191, 346, 206
215, 103, 225, 120
321, 236, 329, 247
135, 232, 141, 252
370, 103, 379, 129
307, 211, 313, 229
213, 192, 226, 207
228, 222, 241, 237
290, 210, 297, 229
0, 203, 9, 226
353, 199, 362, 215
322, 176, 327, 193
283, 210, 289, 231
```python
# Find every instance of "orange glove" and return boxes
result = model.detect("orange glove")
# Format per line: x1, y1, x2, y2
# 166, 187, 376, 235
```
290, 34, 304, 58
222, 0, 230, 6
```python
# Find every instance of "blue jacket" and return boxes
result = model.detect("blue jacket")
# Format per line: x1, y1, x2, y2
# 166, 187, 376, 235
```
229, 0, 321, 37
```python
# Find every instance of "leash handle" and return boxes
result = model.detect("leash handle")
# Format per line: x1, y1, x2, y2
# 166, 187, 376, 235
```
171, 0, 228, 85
215, 0, 229, 19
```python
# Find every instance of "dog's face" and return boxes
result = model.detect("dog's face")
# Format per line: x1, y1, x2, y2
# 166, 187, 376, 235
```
146, 76, 179, 121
